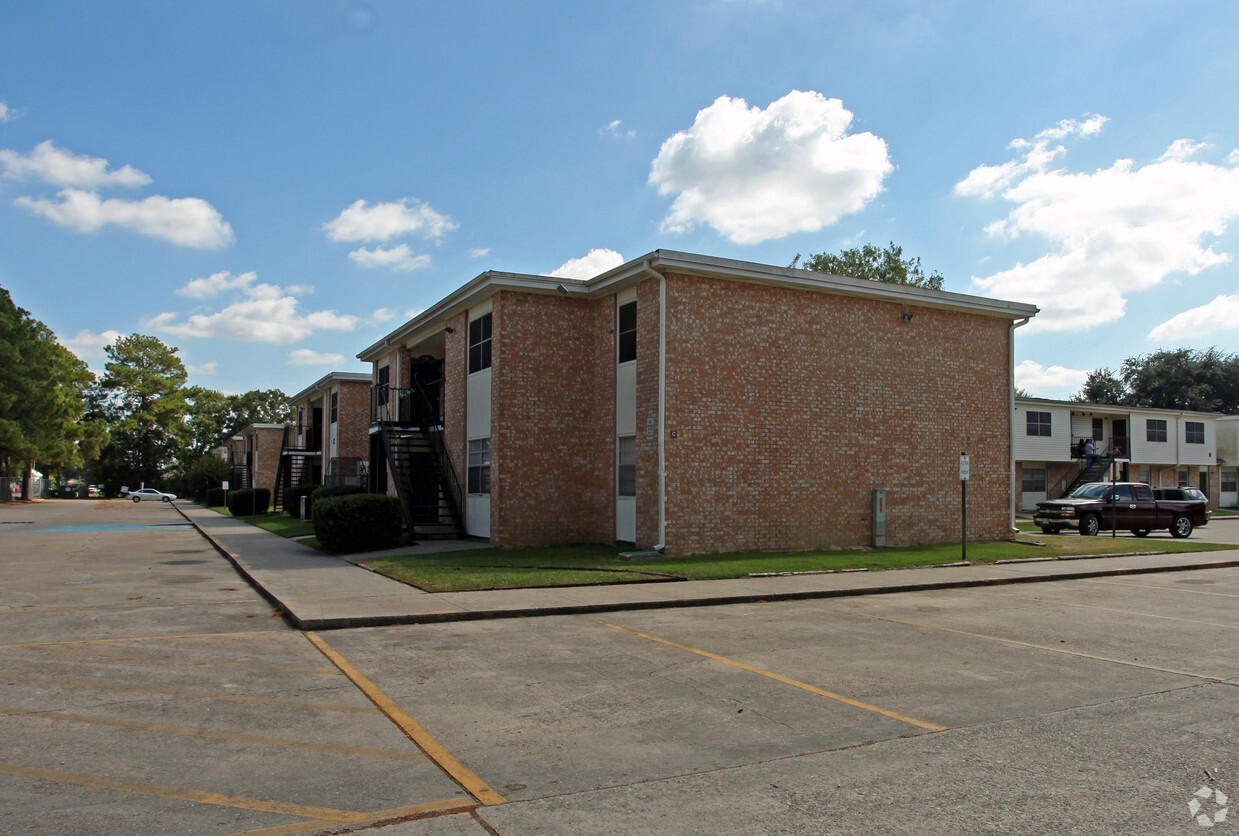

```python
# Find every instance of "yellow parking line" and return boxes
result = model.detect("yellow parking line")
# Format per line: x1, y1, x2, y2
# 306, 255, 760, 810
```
32, 646, 337, 675
2, 705, 428, 761
304, 631, 506, 805
581, 616, 946, 732
0, 673, 380, 714
0, 762, 370, 822
0, 629, 289, 649
224, 798, 477, 836
822, 606, 1215, 680
0, 599, 255, 615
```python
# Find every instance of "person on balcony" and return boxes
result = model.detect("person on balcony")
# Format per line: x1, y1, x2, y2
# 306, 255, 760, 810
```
1084, 439, 1100, 469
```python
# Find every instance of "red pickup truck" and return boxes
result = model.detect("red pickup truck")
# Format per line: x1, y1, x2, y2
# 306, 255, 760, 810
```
1032, 482, 1211, 538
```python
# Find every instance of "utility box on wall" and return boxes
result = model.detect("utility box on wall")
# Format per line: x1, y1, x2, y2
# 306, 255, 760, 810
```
872, 488, 888, 547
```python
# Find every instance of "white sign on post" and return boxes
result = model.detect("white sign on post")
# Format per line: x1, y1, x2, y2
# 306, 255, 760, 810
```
959, 454, 970, 481
222, 481, 230, 491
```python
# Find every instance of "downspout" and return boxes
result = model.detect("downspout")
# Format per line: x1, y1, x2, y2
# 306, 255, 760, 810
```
1009, 317, 1030, 533
641, 260, 667, 552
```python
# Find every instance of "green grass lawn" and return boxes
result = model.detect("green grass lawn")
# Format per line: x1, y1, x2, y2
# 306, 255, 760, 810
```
208, 507, 316, 539
362, 532, 1230, 593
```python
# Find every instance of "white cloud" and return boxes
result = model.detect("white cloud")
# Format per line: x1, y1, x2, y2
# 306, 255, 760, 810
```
546, 248, 625, 279
148, 276, 358, 343
468, 247, 491, 258
649, 90, 892, 244
60, 328, 123, 364
323, 198, 457, 242
600, 119, 636, 139
15, 188, 234, 248
1015, 360, 1089, 395
287, 348, 347, 366
0, 102, 13, 123
1149, 293, 1239, 340
176, 270, 259, 299
957, 118, 1239, 332
372, 307, 399, 323
0, 140, 150, 189
348, 243, 432, 271
187, 361, 219, 376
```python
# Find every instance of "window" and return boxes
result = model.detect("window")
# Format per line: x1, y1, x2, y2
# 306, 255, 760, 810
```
1178, 470, 1189, 487
467, 439, 491, 494
468, 313, 492, 373
1223, 471, 1237, 493
376, 365, 390, 407
1021, 467, 1046, 493
1185, 421, 1205, 444
617, 436, 636, 496
1092, 418, 1103, 441
1139, 467, 1151, 485
297, 407, 303, 432
617, 301, 636, 364
330, 391, 338, 424
1026, 411, 1051, 437
1146, 419, 1167, 443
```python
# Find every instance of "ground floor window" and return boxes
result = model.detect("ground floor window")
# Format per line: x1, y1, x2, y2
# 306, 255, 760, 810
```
1223, 471, 1237, 493
1178, 470, 1189, 487
617, 436, 636, 496
1021, 467, 1046, 493
467, 438, 491, 494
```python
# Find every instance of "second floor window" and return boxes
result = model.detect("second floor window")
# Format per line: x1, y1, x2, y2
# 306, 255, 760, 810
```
617, 301, 636, 364
330, 391, 338, 424
1026, 411, 1051, 437
1185, 421, 1205, 444
1147, 419, 1167, 443
469, 313, 492, 373
376, 365, 390, 406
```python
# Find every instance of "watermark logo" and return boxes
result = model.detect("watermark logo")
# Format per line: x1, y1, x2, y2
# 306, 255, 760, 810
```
1190, 785, 1229, 828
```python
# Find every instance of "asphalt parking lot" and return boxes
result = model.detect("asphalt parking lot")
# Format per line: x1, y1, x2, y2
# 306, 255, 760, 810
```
2, 499, 1237, 834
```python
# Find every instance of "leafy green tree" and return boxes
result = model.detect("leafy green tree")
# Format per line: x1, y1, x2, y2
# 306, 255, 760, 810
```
182, 387, 293, 465
1120, 347, 1239, 413
183, 453, 232, 502
791, 241, 945, 291
1072, 369, 1126, 405
94, 334, 190, 487
0, 286, 106, 483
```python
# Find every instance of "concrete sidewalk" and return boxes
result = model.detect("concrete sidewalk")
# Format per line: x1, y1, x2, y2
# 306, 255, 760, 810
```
176, 503, 1239, 631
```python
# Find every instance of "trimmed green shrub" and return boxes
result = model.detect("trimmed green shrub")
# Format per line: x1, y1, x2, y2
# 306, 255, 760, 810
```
227, 487, 271, 517
205, 487, 227, 508
306, 485, 366, 519
313, 494, 404, 554
282, 483, 318, 516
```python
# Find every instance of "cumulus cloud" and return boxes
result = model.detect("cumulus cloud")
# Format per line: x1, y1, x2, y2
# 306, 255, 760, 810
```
0, 101, 15, 123
323, 198, 457, 242
176, 270, 259, 299
372, 307, 400, 324
15, 188, 234, 248
148, 274, 358, 343
348, 243, 432, 271
187, 361, 219, 376
0, 140, 150, 189
546, 248, 625, 279
287, 348, 347, 366
649, 91, 892, 244
1149, 293, 1239, 341
1015, 360, 1089, 396
59, 328, 123, 364
957, 117, 1239, 332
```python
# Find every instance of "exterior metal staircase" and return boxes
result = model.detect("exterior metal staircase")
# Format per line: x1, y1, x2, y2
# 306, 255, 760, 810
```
372, 379, 464, 539
272, 424, 319, 511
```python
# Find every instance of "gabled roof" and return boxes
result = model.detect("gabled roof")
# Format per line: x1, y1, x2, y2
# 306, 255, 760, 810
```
358, 249, 1040, 361
288, 371, 372, 403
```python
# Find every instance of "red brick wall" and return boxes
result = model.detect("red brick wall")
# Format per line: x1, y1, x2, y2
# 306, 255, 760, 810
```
657, 273, 1013, 553
489, 290, 615, 545
334, 380, 371, 461
247, 426, 284, 496
635, 278, 662, 548
443, 312, 468, 493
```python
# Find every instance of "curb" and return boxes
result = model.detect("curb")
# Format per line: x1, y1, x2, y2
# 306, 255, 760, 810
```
175, 503, 1239, 631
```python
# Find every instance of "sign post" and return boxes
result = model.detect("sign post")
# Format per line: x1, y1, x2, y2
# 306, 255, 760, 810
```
959, 452, 970, 561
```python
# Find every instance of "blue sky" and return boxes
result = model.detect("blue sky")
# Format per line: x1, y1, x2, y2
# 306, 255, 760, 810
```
2, 0, 1238, 400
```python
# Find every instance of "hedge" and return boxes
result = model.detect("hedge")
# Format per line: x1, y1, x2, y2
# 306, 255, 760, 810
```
312, 493, 404, 554
281, 483, 318, 517
227, 487, 271, 517
205, 487, 227, 508
305, 485, 366, 518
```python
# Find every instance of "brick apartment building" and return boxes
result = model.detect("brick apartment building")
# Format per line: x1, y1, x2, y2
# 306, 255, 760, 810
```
273, 372, 372, 506
1014, 397, 1235, 510
228, 424, 284, 494
358, 250, 1038, 554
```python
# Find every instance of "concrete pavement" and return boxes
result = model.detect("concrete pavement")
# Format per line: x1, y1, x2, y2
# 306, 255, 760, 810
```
172, 503, 1239, 631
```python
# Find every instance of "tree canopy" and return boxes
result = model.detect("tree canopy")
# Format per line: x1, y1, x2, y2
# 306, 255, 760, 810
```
0, 285, 106, 477
1073, 348, 1239, 413
791, 241, 945, 291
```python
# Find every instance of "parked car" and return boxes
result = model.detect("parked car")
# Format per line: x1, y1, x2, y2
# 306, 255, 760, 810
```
130, 488, 177, 503
1033, 482, 1210, 538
